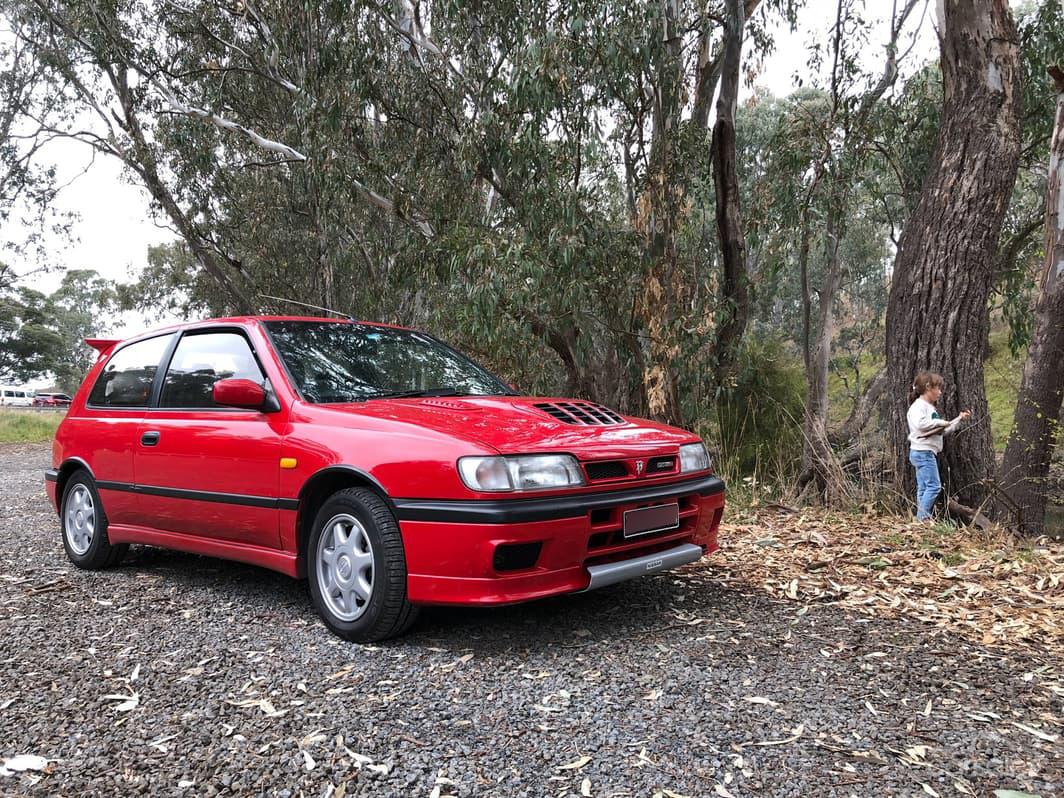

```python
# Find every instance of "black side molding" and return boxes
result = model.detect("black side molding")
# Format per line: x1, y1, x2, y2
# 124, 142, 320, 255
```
90, 479, 299, 511
393, 474, 725, 524
45, 470, 58, 482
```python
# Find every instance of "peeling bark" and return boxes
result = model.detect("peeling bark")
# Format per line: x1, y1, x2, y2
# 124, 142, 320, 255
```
161, 88, 307, 162
691, 0, 761, 131
709, 0, 749, 386
637, 0, 685, 427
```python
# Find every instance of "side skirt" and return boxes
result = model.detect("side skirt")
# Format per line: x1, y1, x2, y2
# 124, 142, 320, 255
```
107, 524, 300, 578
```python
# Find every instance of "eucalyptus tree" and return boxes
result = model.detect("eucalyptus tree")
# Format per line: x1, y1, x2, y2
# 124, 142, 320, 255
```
997, 0, 1064, 535
721, 0, 918, 500
3, 0, 800, 418
885, 0, 1022, 509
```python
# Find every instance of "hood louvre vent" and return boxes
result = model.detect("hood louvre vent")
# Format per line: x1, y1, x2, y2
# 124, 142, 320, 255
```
533, 401, 625, 426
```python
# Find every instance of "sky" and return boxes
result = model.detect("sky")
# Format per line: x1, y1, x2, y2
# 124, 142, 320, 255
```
1, 0, 942, 341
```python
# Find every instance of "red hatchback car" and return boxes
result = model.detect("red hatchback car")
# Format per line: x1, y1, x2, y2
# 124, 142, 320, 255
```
33, 392, 73, 407
46, 317, 725, 641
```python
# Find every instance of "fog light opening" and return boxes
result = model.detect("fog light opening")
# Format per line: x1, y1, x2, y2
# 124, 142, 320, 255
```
492, 541, 543, 572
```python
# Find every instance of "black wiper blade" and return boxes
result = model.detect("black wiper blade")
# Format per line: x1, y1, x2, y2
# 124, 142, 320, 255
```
366, 386, 466, 400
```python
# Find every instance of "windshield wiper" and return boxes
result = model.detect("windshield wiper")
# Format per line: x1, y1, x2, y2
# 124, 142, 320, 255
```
364, 386, 469, 400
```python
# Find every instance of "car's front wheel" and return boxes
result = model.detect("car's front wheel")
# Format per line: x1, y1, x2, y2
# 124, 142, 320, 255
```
307, 488, 418, 642
61, 470, 127, 569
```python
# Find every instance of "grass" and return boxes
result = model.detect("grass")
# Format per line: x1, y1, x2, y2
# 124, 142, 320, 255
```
0, 410, 62, 444
984, 329, 1025, 451
825, 327, 1027, 453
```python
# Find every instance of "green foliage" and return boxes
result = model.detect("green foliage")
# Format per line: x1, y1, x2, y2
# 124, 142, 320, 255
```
712, 336, 805, 478
0, 279, 63, 383
992, 0, 1064, 353
1, 0, 1057, 490
45, 269, 118, 392
0, 265, 115, 390
118, 242, 213, 321
0, 408, 61, 443
985, 328, 1027, 452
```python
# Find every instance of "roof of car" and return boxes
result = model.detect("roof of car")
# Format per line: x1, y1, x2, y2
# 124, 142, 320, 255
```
121, 315, 415, 343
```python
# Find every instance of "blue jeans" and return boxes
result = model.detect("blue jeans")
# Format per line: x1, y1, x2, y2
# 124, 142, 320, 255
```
909, 449, 941, 520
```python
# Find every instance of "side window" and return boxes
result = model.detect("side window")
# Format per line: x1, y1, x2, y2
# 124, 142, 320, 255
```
160, 332, 264, 409
88, 334, 175, 408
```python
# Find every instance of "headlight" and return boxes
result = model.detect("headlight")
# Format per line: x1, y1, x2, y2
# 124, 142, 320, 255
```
458, 454, 586, 492
679, 442, 711, 473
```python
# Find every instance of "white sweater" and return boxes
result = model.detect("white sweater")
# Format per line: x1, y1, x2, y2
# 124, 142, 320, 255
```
907, 397, 960, 453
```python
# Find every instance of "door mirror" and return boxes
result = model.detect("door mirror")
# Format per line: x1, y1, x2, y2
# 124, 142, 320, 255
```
213, 378, 267, 409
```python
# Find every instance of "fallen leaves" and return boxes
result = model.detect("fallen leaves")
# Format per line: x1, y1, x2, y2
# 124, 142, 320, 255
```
0, 755, 49, 777
714, 509, 1064, 659
558, 755, 591, 770
100, 692, 139, 712
743, 724, 804, 747
741, 695, 778, 707
1009, 722, 1059, 743
225, 698, 287, 718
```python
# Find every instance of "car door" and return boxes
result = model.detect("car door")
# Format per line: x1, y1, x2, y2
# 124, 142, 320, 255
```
132, 328, 284, 548
75, 333, 176, 527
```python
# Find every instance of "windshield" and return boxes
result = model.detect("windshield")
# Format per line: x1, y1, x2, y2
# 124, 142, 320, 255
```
264, 321, 513, 404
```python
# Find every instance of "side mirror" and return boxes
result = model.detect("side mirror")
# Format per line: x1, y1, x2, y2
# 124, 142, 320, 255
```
213, 378, 268, 410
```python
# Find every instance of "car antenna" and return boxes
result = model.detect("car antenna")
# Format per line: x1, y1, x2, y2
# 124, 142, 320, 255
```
258, 294, 356, 322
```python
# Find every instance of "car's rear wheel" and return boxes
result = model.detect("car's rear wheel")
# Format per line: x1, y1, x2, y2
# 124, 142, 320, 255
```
61, 470, 127, 569
307, 488, 418, 642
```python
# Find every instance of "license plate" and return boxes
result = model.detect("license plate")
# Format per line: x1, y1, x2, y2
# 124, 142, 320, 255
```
622, 503, 680, 538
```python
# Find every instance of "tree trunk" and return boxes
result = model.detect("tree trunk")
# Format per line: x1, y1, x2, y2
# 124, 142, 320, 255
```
709, 0, 749, 387
691, 0, 761, 130
885, 0, 1021, 509
637, 0, 685, 427
997, 66, 1064, 535
802, 193, 849, 502
830, 369, 888, 447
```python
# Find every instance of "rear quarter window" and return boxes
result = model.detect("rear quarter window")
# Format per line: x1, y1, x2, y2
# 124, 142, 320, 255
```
88, 334, 175, 408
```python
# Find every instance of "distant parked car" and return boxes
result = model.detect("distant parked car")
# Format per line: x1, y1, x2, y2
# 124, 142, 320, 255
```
33, 393, 73, 408
46, 316, 725, 641
0, 387, 33, 407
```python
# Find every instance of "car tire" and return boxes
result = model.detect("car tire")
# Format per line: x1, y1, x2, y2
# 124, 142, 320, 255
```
307, 487, 419, 642
61, 470, 128, 569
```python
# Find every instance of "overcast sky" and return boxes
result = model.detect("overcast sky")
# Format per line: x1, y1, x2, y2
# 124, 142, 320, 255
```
2, 0, 941, 336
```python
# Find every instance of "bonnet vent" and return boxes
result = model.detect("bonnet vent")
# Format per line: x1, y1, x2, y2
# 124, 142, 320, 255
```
533, 401, 626, 426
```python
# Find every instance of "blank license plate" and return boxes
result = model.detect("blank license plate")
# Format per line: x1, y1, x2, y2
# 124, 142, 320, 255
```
623, 503, 680, 538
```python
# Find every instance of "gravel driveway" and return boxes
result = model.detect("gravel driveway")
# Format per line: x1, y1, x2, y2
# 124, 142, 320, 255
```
0, 444, 1059, 797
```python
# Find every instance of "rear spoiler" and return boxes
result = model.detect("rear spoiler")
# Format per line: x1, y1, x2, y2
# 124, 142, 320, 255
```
84, 337, 121, 356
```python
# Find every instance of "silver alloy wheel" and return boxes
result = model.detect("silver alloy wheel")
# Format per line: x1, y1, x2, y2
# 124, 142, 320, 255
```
64, 484, 95, 556
316, 513, 375, 622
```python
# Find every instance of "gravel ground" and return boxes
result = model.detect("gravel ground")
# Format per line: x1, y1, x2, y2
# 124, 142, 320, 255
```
0, 444, 1060, 797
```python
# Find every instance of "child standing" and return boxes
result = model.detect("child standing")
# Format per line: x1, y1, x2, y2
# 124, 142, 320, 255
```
907, 372, 970, 521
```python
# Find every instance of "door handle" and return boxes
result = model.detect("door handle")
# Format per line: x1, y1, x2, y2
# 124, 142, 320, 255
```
141, 431, 160, 446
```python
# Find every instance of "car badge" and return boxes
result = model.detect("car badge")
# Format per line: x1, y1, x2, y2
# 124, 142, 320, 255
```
635, 460, 645, 475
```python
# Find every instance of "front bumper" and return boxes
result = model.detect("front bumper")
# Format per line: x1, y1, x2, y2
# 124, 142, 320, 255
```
396, 474, 725, 605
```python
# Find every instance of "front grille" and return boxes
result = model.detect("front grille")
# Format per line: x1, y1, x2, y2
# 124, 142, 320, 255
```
586, 495, 698, 555
533, 401, 625, 426
585, 461, 628, 480
647, 456, 676, 474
